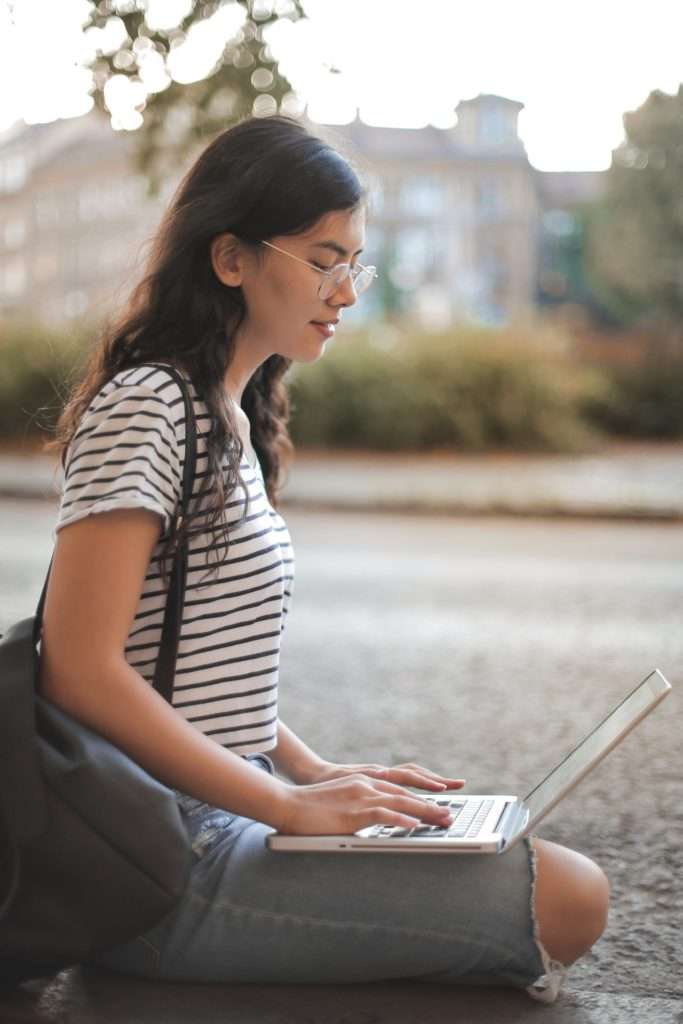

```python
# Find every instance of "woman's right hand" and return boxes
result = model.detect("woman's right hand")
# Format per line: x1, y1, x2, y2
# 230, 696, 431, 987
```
276, 773, 455, 835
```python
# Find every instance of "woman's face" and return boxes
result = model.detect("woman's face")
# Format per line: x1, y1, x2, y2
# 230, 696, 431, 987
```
219, 206, 367, 367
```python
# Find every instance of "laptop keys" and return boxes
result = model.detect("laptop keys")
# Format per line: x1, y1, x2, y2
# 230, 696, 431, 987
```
366, 799, 494, 840
449, 799, 495, 837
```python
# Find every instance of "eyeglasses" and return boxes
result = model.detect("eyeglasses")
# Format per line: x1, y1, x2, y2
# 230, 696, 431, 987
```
260, 240, 377, 300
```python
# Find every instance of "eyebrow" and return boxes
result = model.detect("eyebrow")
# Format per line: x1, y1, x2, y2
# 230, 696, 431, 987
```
311, 241, 364, 259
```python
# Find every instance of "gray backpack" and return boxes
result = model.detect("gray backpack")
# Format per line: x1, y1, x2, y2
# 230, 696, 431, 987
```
0, 364, 195, 986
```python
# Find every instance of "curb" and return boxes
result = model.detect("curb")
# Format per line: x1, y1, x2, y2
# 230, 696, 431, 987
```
2, 451, 682, 522
279, 498, 683, 523
3, 483, 683, 521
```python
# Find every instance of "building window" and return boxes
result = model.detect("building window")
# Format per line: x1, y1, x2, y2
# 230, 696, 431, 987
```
398, 176, 446, 217
0, 153, 27, 193
2, 218, 26, 248
476, 179, 504, 218
34, 194, 62, 229
542, 210, 577, 237
478, 108, 512, 147
368, 181, 384, 216
363, 224, 381, 258
389, 226, 446, 291
78, 179, 147, 221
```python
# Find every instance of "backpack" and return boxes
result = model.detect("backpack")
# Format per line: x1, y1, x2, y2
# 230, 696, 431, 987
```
0, 364, 196, 985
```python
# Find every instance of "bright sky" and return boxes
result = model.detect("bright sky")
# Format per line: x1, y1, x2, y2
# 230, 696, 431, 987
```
1, 0, 682, 170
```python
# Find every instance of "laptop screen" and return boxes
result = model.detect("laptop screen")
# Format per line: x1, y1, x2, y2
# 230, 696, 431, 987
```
523, 670, 670, 828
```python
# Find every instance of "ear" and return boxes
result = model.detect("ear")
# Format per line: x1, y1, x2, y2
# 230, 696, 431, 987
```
210, 233, 247, 287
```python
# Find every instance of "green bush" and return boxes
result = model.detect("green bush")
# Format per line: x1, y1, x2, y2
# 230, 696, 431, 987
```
289, 325, 608, 452
0, 322, 89, 445
3, 319, 680, 453
581, 354, 683, 438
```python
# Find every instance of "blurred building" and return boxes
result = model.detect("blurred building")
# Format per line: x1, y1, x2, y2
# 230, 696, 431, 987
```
0, 114, 166, 326
331, 95, 542, 327
0, 96, 605, 329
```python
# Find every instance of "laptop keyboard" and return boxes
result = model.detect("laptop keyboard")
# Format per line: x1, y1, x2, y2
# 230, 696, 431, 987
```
365, 798, 495, 840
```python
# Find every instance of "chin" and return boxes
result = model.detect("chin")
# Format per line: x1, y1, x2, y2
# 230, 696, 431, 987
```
292, 340, 329, 364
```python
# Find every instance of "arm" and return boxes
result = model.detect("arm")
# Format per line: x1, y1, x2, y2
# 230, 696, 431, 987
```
40, 508, 456, 835
39, 509, 291, 829
272, 720, 466, 792
270, 719, 327, 784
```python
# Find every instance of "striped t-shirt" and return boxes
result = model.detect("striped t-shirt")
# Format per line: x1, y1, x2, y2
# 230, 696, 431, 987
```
54, 363, 294, 755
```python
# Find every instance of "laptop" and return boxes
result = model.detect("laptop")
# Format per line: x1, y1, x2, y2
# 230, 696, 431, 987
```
267, 669, 671, 855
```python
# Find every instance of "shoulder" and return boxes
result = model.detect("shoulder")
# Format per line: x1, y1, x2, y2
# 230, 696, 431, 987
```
95, 363, 188, 413
74, 364, 196, 438
66, 364, 196, 474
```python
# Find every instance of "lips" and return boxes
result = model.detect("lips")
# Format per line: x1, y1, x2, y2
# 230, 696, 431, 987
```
311, 321, 336, 338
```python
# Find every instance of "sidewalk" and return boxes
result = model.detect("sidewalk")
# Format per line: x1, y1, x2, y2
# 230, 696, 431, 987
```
2, 442, 682, 519
4, 969, 680, 1024
1, 447, 681, 1023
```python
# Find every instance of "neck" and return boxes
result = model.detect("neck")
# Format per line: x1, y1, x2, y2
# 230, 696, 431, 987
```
223, 322, 271, 405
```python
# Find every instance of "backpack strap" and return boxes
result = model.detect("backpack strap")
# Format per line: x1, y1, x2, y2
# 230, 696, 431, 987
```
149, 364, 197, 702
32, 362, 197, 701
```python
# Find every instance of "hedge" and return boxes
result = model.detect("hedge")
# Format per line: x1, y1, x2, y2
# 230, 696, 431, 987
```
2, 319, 682, 451
288, 324, 608, 452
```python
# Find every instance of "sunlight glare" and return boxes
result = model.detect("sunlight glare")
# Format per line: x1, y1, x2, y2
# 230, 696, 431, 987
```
1, 0, 682, 170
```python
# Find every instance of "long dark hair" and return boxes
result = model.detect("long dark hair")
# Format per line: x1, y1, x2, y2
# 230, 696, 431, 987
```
49, 114, 366, 582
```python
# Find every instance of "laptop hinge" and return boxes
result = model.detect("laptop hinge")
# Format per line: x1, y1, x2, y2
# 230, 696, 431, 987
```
496, 801, 527, 846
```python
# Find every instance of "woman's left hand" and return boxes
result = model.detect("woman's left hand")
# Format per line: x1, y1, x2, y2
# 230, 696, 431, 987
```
305, 761, 465, 792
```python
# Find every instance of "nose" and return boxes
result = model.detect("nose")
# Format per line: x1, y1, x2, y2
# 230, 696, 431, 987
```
328, 270, 358, 309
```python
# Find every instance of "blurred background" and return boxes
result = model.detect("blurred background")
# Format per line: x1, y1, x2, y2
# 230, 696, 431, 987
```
1, 5, 682, 1011
0, 0, 682, 452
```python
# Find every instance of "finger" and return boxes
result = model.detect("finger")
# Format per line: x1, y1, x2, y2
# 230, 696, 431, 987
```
400, 767, 467, 790
351, 778, 453, 819
367, 793, 454, 825
372, 768, 465, 791
399, 795, 454, 823
355, 807, 422, 830
390, 763, 446, 776
364, 767, 446, 789
361, 777, 431, 800
395, 764, 468, 788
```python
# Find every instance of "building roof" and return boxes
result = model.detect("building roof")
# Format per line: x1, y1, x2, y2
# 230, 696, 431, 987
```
456, 93, 525, 112
0, 110, 135, 184
313, 113, 527, 165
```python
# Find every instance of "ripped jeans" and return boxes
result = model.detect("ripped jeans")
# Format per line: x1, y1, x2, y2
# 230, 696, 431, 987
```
92, 753, 565, 1002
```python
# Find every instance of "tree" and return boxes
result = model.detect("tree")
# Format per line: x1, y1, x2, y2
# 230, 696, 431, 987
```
586, 85, 683, 344
85, 0, 307, 193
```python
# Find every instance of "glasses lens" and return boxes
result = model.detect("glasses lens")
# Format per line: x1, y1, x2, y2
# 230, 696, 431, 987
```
319, 264, 376, 299
353, 267, 376, 296
319, 265, 346, 300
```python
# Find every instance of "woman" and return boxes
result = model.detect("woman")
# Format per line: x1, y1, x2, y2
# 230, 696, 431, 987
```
40, 114, 608, 1002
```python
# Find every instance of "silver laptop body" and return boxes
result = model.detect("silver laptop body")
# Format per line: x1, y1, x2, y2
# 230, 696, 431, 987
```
267, 669, 671, 855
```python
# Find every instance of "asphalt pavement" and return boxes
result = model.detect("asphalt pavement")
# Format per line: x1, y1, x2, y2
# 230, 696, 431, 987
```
1, 445, 682, 1024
